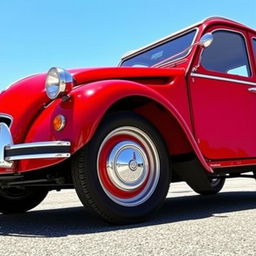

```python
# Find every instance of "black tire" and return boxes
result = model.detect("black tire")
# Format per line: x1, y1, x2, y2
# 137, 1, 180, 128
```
72, 112, 170, 224
194, 177, 225, 195
0, 188, 48, 214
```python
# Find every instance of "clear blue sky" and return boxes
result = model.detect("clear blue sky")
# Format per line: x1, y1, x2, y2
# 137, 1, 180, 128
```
0, 0, 255, 89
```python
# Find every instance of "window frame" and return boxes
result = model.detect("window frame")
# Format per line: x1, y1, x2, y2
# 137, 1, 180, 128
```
197, 28, 253, 79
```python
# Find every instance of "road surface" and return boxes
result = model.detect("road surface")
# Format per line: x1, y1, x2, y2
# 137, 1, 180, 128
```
0, 177, 256, 255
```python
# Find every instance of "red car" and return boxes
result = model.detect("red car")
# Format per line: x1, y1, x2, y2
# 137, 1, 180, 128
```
0, 17, 255, 224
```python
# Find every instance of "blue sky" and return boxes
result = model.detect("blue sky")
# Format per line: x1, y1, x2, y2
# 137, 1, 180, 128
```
0, 0, 255, 89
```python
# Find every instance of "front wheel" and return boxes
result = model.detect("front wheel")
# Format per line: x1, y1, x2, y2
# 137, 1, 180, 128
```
72, 112, 170, 224
0, 187, 48, 214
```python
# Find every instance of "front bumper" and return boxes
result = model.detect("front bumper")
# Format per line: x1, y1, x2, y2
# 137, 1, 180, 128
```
0, 123, 70, 168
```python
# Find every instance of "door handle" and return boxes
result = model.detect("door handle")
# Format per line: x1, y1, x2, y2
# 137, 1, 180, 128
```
248, 88, 256, 93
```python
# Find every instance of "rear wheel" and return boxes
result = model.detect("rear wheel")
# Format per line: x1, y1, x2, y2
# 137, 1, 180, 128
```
0, 187, 48, 214
72, 112, 170, 224
194, 177, 225, 195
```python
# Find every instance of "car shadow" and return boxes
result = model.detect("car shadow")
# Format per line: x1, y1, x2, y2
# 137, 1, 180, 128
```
0, 191, 255, 238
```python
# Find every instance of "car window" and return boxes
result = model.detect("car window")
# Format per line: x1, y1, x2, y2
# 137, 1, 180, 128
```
121, 30, 197, 67
252, 38, 256, 58
201, 30, 251, 77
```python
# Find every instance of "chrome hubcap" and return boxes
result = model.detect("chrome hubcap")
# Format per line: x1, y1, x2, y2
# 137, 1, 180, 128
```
97, 126, 160, 207
107, 141, 149, 191
129, 160, 138, 171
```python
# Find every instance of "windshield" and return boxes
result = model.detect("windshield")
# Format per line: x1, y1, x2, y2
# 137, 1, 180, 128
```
121, 29, 197, 67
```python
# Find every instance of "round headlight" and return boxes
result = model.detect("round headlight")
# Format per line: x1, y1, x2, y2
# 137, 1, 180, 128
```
45, 67, 74, 99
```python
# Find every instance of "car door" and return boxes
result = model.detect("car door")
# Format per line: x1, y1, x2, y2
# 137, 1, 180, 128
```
188, 26, 256, 160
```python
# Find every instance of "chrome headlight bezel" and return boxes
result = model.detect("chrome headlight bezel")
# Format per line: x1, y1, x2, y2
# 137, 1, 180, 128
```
45, 67, 74, 100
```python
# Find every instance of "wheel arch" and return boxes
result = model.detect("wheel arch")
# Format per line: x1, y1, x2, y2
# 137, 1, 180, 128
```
103, 96, 192, 156
92, 94, 212, 173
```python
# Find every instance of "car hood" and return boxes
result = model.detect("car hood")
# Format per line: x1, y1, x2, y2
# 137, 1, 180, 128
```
69, 67, 184, 85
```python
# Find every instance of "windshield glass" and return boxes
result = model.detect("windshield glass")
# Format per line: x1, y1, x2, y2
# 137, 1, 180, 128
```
121, 29, 197, 67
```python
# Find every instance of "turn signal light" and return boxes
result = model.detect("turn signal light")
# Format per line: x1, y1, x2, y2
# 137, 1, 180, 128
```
53, 115, 66, 131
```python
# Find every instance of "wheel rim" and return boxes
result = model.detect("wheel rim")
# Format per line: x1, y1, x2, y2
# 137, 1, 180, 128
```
97, 126, 160, 207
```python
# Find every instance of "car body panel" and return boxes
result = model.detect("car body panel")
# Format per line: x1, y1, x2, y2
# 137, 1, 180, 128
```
18, 71, 211, 173
188, 23, 256, 162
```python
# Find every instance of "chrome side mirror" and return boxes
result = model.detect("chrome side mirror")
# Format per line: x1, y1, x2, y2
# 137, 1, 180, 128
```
192, 33, 213, 72
199, 33, 213, 48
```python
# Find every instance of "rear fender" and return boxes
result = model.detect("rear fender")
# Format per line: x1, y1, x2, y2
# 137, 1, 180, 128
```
19, 79, 212, 173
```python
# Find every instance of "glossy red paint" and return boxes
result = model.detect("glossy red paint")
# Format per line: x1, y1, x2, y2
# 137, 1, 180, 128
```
189, 22, 256, 163
1, 16, 256, 177
20, 74, 210, 172
70, 67, 183, 84
0, 74, 49, 144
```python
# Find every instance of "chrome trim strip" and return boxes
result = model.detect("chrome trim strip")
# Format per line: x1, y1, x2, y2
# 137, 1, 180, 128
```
248, 88, 256, 93
6, 153, 70, 161
190, 73, 256, 87
6, 141, 71, 150
0, 122, 71, 168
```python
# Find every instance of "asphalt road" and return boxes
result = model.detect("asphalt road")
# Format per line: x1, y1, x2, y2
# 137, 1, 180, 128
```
0, 177, 256, 256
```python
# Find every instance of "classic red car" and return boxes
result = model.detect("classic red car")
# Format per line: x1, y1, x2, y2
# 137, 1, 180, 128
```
0, 16, 255, 224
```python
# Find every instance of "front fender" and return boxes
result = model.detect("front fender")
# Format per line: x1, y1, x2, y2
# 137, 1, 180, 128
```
19, 79, 212, 173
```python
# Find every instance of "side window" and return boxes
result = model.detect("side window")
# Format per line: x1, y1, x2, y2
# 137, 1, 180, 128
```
201, 30, 251, 77
252, 38, 256, 58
